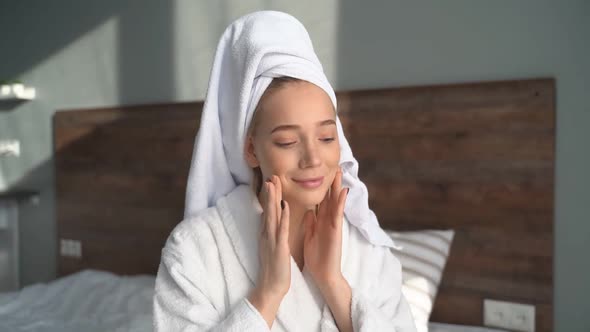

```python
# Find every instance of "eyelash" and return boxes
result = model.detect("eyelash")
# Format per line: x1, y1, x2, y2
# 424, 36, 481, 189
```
275, 138, 335, 148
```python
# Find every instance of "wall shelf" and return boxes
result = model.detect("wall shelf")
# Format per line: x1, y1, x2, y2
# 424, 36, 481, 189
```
0, 190, 40, 205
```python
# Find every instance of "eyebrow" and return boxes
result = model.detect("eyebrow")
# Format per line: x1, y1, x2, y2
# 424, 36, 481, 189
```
270, 119, 336, 134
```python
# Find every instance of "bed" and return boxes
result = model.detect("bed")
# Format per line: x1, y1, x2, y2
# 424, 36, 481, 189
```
0, 269, 508, 332
0, 78, 554, 331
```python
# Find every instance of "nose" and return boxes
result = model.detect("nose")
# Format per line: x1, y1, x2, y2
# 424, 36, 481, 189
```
299, 139, 321, 169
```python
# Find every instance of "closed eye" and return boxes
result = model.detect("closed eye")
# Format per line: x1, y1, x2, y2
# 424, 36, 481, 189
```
275, 137, 335, 148
275, 142, 296, 148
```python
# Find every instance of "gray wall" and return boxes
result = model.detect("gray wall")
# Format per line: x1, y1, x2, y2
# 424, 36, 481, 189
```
0, 1, 587, 331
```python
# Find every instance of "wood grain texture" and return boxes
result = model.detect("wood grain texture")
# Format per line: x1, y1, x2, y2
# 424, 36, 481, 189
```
337, 78, 555, 332
55, 102, 200, 276
54, 78, 554, 331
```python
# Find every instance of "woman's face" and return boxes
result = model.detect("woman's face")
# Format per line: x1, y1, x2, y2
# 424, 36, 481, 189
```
245, 81, 340, 208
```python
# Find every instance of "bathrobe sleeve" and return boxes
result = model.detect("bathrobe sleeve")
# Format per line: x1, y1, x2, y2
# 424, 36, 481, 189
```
153, 246, 270, 332
348, 247, 417, 332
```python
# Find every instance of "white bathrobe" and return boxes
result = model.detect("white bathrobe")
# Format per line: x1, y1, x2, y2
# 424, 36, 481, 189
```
154, 185, 417, 332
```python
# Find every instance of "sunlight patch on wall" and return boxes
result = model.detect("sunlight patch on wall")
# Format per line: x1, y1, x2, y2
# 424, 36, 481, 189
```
24, 16, 121, 109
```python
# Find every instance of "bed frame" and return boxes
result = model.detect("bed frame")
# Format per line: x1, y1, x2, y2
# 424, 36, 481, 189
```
54, 78, 555, 331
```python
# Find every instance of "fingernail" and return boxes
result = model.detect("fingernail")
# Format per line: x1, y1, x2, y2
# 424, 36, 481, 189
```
281, 199, 285, 210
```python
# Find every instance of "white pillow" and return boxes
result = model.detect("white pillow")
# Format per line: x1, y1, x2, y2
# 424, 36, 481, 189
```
386, 229, 455, 332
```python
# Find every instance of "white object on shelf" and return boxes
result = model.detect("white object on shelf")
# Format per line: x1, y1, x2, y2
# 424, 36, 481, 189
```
0, 83, 36, 100
0, 139, 20, 157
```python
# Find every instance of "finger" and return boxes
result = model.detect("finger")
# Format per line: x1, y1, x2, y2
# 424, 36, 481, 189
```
277, 200, 290, 246
260, 179, 269, 231
317, 187, 330, 220
273, 175, 282, 226
334, 187, 349, 228
260, 211, 267, 236
266, 181, 277, 241
331, 168, 342, 208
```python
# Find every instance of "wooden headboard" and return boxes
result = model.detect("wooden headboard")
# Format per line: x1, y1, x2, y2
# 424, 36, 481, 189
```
54, 78, 554, 331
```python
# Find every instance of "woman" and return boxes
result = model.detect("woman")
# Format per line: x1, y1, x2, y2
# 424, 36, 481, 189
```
154, 11, 417, 332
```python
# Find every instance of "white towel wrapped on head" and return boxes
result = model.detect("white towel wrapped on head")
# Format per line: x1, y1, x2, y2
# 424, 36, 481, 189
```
184, 10, 398, 249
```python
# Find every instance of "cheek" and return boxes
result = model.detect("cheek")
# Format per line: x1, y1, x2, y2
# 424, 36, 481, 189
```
324, 140, 341, 167
256, 140, 341, 176
323, 142, 341, 185
256, 145, 296, 176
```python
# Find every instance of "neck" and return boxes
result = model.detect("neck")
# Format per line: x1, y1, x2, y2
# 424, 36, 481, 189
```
285, 199, 311, 271
257, 191, 312, 270
257, 192, 311, 239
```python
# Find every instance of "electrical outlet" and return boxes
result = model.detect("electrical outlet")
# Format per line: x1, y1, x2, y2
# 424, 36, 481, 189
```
72, 240, 82, 257
484, 299, 535, 332
59, 239, 82, 258
0, 140, 20, 157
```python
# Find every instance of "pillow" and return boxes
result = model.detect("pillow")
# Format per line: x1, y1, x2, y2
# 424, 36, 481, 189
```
386, 229, 455, 332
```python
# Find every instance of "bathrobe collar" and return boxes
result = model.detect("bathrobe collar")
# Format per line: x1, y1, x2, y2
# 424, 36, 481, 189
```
217, 184, 349, 329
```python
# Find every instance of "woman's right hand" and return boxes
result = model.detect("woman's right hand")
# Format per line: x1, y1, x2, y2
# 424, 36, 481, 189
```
247, 175, 291, 327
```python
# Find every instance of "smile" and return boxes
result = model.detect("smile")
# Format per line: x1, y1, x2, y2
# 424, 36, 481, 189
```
293, 176, 324, 189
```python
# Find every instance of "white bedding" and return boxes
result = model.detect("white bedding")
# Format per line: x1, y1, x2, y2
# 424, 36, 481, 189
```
0, 270, 507, 332
0, 270, 153, 332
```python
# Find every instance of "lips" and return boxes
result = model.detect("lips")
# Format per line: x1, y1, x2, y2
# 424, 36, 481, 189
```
293, 176, 324, 189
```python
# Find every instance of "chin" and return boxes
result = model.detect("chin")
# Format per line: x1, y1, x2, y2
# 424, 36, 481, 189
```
287, 185, 330, 209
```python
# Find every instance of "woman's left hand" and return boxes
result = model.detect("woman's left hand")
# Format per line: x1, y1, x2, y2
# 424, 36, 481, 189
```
303, 168, 349, 289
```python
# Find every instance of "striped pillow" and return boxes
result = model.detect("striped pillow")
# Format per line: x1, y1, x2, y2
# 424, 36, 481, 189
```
386, 230, 455, 332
